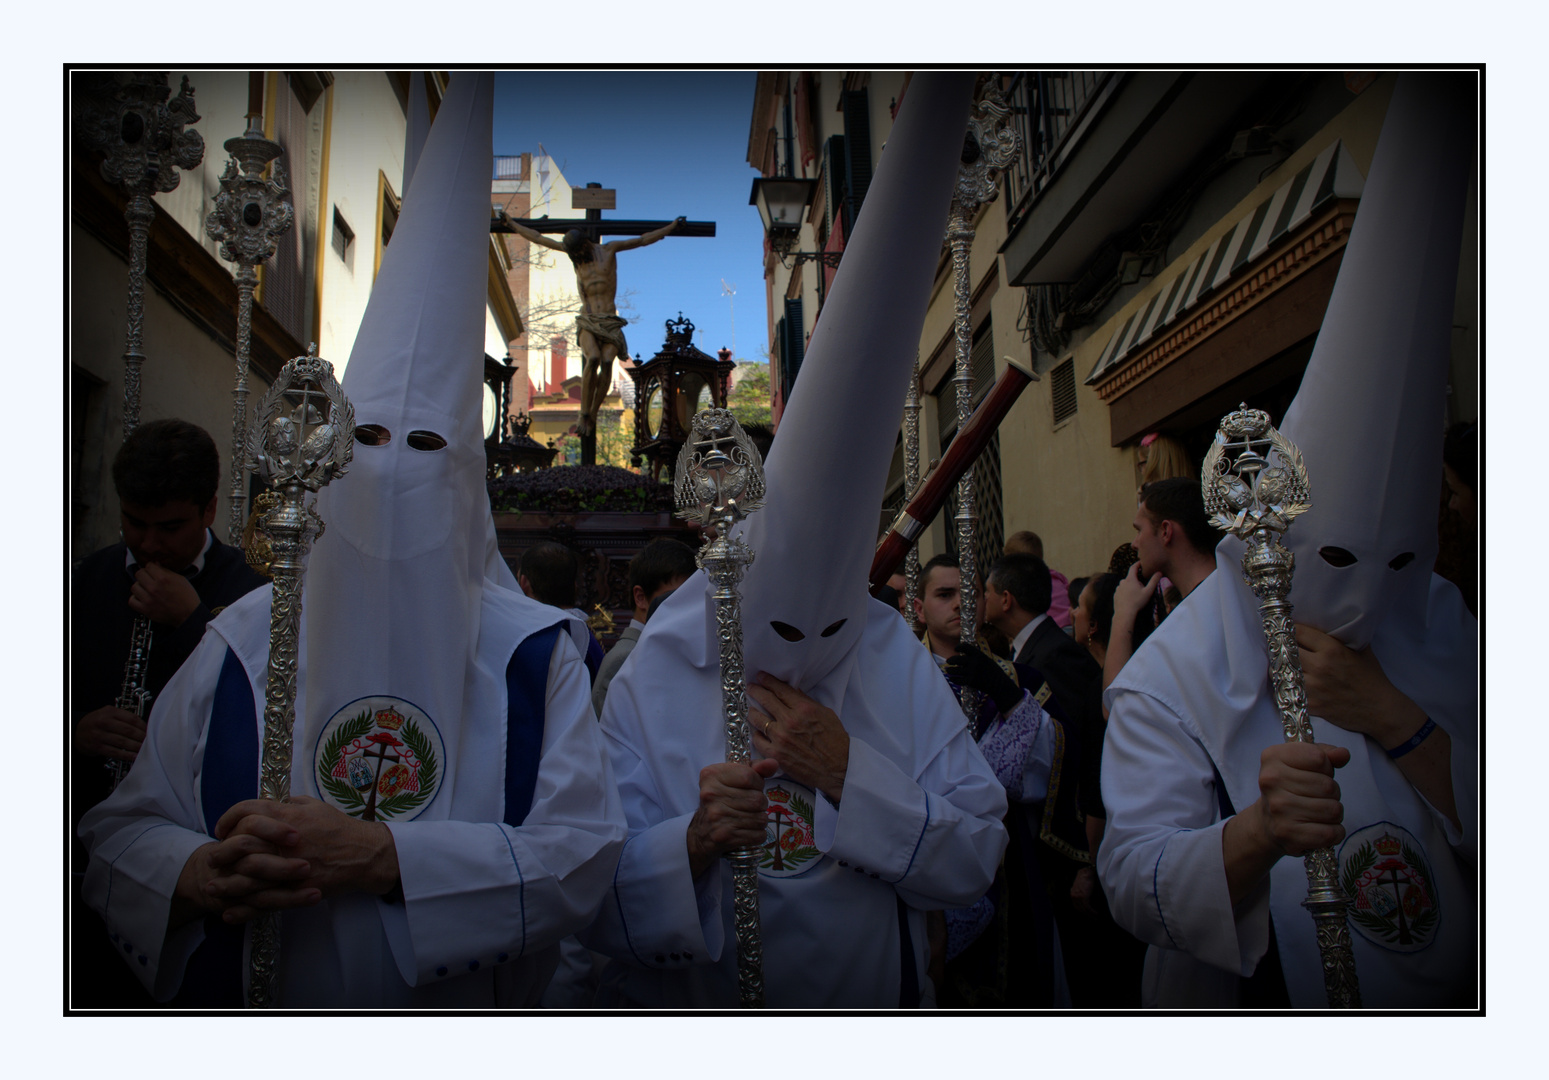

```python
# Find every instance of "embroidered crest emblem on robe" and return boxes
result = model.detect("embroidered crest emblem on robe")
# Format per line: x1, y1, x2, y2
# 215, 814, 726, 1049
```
314, 696, 444, 822
1339, 821, 1439, 952
760, 778, 820, 877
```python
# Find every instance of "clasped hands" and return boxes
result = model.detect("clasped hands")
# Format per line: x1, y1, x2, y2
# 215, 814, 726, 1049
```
685, 672, 849, 879
174, 796, 399, 928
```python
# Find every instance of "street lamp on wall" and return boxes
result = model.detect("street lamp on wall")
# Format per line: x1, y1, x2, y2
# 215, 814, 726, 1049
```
748, 176, 841, 270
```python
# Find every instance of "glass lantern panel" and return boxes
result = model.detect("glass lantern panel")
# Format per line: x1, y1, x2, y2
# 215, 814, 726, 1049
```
645, 380, 664, 438
677, 372, 713, 430
482, 384, 499, 440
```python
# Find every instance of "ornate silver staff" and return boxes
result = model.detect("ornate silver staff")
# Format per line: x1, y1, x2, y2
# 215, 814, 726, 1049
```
947, 75, 1020, 653
1202, 404, 1361, 1009
75, 73, 202, 791
674, 408, 767, 1008
74, 73, 204, 438
903, 354, 923, 621
243, 345, 355, 1009
206, 80, 295, 544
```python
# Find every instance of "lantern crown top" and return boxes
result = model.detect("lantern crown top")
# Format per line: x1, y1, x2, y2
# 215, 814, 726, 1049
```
666, 313, 695, 347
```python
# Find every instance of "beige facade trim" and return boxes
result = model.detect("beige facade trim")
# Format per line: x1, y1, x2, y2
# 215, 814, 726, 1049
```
1094, 199, 1358, 408
311, 82, 335, 348
373, 169, 400, 282
487, 237, 524, 343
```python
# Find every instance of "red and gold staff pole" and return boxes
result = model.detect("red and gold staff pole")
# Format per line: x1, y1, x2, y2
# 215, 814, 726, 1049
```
243, 346, 355, 1009
870, 357, 1035, 594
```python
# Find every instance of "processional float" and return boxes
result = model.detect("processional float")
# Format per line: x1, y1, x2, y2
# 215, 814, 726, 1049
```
243, 346, 355, 1008
75, 73, 204, 790
1202, 404, 1361, 1009
674, 408, 768, 1008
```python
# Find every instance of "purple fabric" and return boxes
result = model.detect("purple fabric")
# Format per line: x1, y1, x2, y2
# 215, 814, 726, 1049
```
944, 895, 995, 962
978, 692, 1045, 791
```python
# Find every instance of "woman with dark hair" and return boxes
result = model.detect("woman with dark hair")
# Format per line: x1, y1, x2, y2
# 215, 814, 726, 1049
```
1073, 571, 1158, 682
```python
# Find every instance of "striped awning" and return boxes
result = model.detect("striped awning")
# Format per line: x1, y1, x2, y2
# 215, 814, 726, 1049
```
1085, 139, 1366, 386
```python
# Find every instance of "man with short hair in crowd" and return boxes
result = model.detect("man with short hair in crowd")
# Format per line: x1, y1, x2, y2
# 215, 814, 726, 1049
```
519, 541, 606, 681
593, 538, 697, 716
1004, 531, 1071, 630
1128, 476, 1218, 602
71, 417, 269, 1005
1102, 476, 1220, 702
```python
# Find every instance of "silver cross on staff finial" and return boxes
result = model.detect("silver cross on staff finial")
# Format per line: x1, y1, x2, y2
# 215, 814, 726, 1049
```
674, 408, 766, 535
1202, 403, 1312, 543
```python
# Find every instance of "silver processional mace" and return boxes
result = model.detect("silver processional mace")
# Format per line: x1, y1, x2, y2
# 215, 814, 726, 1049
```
75, 72, 203, 791
948, 76, 1020, 654
1202, 404, 1362, 1009
674, 409, 768, 1008
74, 72, 205, 438
243, 345, 355, 1009
902, 354, 923, 621
206, 87, 295, 545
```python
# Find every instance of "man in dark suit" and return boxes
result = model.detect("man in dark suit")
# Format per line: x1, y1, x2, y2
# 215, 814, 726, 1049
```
71, 418, 270, 1005
983, 551, 1140, 1006
985, 553, 1103, 753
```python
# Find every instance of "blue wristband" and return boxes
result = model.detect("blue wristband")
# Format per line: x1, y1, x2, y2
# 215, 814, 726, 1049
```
1387, 716, 1436, 759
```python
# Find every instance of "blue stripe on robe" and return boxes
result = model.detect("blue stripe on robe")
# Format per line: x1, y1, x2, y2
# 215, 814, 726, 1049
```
171, 647, 256, 1008
504, 623, 562, 826
173, 626, 559, 1005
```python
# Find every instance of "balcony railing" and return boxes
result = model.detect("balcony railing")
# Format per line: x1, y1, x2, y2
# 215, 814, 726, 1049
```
1002, 72, 1112, 235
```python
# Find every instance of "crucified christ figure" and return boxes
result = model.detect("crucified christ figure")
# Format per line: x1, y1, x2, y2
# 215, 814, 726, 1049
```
509, 216, 684, 436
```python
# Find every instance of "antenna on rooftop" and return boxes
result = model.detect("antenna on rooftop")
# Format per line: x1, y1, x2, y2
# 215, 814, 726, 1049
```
721, 279, 737, 358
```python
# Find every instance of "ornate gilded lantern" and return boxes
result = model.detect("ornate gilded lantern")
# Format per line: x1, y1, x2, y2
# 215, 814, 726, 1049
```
629, 314, 735, 481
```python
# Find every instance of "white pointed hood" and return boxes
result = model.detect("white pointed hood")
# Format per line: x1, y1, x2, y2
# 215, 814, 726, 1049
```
1277, 74, 1474, 649
402, 72, 431, 200
302, 71, 498, 756
728, 72, 975, 703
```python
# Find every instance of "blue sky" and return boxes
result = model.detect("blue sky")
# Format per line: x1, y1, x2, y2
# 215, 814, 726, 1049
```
493, 71, 767, 365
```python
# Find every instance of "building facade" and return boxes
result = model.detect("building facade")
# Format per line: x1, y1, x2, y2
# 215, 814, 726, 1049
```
746, 71, 1479, 585
72, 70, 523, 559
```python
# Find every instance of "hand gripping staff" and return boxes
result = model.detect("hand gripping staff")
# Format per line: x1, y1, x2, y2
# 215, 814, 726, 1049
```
1202, 404, 1361, 1008
243, 345, 355, 1008
674, 409, 768, 1008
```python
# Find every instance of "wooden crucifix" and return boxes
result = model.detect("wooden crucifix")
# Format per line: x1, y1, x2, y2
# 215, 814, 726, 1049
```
494, 183, 715, 465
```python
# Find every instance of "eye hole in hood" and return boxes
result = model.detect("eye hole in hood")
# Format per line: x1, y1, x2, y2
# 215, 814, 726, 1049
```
1387, 551, 1416, 571
820, 618, 848, 638
1318, 546, 1358, 568
770, 621, 805, 642
355, 424, 392, 446
407, 430, 448, 451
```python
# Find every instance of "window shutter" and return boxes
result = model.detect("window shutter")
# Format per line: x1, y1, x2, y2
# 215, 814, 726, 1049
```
775, 316, 789, 402
823, 135, 846, 240
1051, 357, 1078, 425
783, 296, 806, 395
842, 90, 872, 233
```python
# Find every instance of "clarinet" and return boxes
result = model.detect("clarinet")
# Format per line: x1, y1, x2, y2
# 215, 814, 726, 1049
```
109, 614, 154, 789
